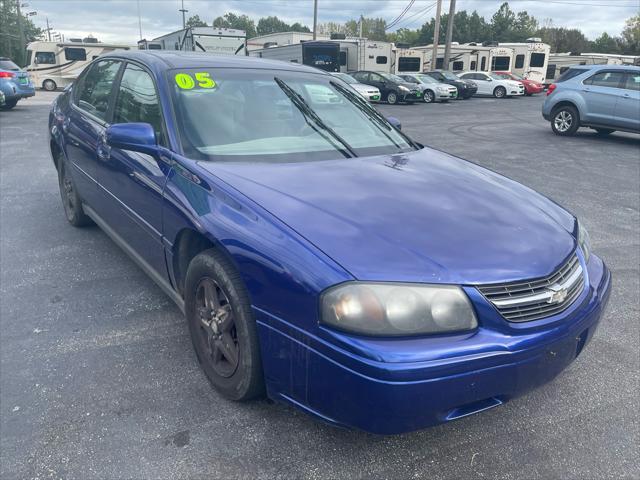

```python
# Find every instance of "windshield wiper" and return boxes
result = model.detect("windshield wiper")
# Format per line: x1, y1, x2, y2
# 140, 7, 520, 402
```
274, 77, 357, 159
330, 80, 420, 151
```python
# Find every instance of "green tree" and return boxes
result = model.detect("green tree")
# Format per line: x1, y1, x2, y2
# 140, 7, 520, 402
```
536, 26, 591, 53
290, 22, 311, 33
513, 11, 538, 40
620, 14, 640, 54
0, 0, 42, 66
212, 12, 257, 38
490, 2, 517, 41
591, 32, 620, 53
256, 16, 290, 36
186, 15, 208, 28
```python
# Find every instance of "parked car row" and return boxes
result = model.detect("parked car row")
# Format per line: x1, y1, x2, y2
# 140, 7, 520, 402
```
0, 57, 35, 110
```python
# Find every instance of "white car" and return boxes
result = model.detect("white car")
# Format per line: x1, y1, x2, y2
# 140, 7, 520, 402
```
458, 72, 525, 98
399, 73, 458, 103
330, 72, 381, 102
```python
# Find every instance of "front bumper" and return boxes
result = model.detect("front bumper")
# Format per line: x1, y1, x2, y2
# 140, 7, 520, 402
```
256, 253, 611, 434
401, 91, 422, 102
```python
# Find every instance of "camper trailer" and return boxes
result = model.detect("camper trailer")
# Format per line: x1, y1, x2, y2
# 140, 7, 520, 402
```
250, 41, 341, 72
544, 52, 640, 84
25, 40, 130, 91
150, 27, 247, 56
415, 44, 509, 73
499, 40, 550, 83
392, 46, 424, 74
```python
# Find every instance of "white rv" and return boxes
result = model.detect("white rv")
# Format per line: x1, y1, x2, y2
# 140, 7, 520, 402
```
392, 46, 424, 74
25, 40, 130, 91
415, 43, 511, 73
499, 40, 550, 83
544, 52, 640, 84
149, 27, 247, 56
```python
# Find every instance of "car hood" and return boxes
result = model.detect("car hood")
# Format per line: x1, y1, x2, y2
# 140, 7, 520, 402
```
198, 148, 576, 285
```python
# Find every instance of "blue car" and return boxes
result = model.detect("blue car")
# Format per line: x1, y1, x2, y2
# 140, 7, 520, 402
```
543, 64, 640, 136
0, 57, 35, 110
49, 51, 611, 435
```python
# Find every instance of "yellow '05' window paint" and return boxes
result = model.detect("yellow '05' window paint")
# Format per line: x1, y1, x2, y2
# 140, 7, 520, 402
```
174, 72, 216, 90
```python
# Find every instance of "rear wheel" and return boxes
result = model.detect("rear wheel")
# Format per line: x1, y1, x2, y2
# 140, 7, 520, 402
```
0, 99, 17, 110
594, 128, 614, 135
185, 249, 264, 401
43, 79, 57, 91
551, 105, 580, 136
423, 90, 435, 103
386, 92, 398, 105
493, 86, 507, 98
57, 160, 93, 227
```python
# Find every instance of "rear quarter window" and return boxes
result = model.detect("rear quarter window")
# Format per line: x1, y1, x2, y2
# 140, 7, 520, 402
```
0, 59, 20, 70
556, 68, 586, 83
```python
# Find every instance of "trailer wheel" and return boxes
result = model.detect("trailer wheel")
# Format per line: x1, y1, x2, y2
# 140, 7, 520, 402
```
43, 79, 57, 92
386, 92, 398, 105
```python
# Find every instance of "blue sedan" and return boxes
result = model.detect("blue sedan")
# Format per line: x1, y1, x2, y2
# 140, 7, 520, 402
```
0, 57, 35, 110
49, 51, 611, 435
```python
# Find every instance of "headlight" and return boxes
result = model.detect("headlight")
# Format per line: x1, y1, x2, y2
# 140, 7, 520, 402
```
320, 282, 477, 336
398, 85, 410, 92
578, 221, 591, 263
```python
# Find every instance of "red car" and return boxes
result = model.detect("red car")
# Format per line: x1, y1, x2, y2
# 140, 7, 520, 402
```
493, 72, 544, 95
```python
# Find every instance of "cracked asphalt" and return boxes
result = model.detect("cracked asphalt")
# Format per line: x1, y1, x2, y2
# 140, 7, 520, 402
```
1, 91, 638, 479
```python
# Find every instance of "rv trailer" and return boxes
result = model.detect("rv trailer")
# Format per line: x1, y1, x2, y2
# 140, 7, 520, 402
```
25, 40, 130, 91
148, 27, 247, 56
250, 41, 341, 72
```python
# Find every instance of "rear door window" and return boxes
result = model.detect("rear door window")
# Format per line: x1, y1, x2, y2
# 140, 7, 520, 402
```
584, 71, 625, 88
113, 63, 165, 144
75, 59, 122, 121
622, 72, 640, 91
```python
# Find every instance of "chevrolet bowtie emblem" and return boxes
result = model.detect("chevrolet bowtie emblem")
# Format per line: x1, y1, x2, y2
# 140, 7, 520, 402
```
547, 284, 568, 304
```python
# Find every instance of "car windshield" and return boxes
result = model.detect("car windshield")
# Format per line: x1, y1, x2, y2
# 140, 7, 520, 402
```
332, 73, 357, 85
169, 68, 418, 162
0, 59, 20, 71
439, 71, 459, 80
416, 74, 438, 84
380, 73, 406, 83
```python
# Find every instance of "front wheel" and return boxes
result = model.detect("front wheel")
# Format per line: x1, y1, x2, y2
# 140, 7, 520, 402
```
185, 249, 264, 401
0, 99, 18, 110
423, 90, 435, 103
493, 86, 507, 98
43, 79, 57, 91
551, 105, 580, 136
386, 92, 398, 105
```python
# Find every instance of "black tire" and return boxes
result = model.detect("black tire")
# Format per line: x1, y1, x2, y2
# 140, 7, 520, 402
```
0, 99, 18, 110
185, 249, 264, 401
386, 92, 398, 105
43, 79, 57, 91
57, 160, 93, 227
594, 128, 614, 135
493, 86, 507, 98
423, 89, 435, 103
551, 105, 580, 136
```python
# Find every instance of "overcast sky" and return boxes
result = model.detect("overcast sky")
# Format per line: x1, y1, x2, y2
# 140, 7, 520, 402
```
28, 0, 639, 45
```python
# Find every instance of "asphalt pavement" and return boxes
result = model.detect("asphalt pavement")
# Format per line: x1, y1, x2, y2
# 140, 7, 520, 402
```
1, 91, 638, 479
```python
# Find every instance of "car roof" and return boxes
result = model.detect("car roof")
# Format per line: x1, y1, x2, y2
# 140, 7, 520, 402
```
99, 50, 327, 74
569, 64, 639, 72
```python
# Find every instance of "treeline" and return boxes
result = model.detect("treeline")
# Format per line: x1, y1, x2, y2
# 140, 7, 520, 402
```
0, 0, 42, 64
193, 2, 639, 55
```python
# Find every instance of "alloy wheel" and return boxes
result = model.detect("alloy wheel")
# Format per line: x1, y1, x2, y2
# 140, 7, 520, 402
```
554, 110, 572, 133
195, 277, 239, 378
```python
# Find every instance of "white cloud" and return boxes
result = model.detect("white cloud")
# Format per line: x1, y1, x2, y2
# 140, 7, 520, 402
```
28, 0, 638, 45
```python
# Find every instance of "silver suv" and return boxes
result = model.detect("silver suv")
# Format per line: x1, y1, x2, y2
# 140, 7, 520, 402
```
542, 65, 640, 136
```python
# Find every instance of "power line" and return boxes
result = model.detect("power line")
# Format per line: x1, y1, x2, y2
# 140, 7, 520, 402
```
391, 1, 437, 30
386, 0, 416, 30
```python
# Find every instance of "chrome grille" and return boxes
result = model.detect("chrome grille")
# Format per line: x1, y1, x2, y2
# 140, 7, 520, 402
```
478, 254, 585, 322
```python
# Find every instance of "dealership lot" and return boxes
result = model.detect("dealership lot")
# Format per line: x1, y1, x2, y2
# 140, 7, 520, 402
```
1, 92, 638, 479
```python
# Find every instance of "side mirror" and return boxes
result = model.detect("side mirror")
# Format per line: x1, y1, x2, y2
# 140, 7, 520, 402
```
486, 78, 492, 82
387, 116, 401, 130
106, 123, 158, 155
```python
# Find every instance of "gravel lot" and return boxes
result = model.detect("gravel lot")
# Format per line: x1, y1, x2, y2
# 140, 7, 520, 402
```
1, 91, 638, 480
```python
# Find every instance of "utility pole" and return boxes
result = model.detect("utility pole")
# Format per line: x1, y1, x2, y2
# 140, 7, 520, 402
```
359, 15, 364, 38
45, 16, 51, 41
16, 0, 25, 65
179, 0, 188, 29
430, 0, 442, 70
312, 0, 318, 40
442, 0, 456, 69
137, 0, 143, 40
